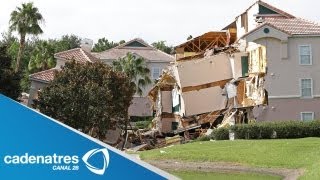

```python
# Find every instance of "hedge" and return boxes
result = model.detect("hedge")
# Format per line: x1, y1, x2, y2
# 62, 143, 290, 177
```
211, 128, 229, 140
204, 120, 320, 140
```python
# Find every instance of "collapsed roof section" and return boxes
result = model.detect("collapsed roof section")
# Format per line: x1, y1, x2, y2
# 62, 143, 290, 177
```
148, 45, 267, 135
174, 31, 237, 61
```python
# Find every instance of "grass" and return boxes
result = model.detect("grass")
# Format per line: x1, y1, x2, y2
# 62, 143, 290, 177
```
171, 171, 281, 180
140, 137, 320, 179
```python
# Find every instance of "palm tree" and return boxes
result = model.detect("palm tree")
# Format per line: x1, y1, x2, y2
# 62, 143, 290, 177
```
112, 52, 152, 150
28, 40, 55, 73
113, 53, 152, 96
9, 2, 44, 72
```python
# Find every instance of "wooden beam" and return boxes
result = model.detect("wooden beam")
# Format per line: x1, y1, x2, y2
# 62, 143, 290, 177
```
182, 79, 231, 92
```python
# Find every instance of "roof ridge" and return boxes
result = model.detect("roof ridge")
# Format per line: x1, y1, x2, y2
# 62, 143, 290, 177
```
116, 38, 155, 49
54, 48, 81, 57
295, 17, 320, 26
80, 48, 93, 62
99, 38, 156, 54
154, 49, 174, 59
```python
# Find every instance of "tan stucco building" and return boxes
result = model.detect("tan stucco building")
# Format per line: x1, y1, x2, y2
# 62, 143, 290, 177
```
226, 1, 320, 121
28, 38, 174, 118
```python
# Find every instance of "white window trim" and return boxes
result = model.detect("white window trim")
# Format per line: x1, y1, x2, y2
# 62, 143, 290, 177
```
298, 44, 312, 65
152, 67, 161, 80
299, 78, 313, 99
300, 112, 314, 121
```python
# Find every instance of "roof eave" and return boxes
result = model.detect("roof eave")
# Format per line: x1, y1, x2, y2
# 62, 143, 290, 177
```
240, 23, 291, 40
29, 77, 50, 84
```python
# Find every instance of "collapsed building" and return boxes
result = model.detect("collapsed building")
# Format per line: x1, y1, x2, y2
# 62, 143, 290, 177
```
147, 31, 268, 138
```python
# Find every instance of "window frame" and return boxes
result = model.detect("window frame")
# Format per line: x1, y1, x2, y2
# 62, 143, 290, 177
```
152, 67, 161, 80
300, 112, 314, 121
299, 78, 313, 98
299, 45, 312, 65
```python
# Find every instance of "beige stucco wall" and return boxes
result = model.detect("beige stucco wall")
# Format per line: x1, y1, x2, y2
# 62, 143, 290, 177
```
253, 36, 320, 97
182, 86, 226, 116
176, 54, 233, 88
128, 97, 153, 116
161, 91, 172, 113
236, 3, 259, 39
246, 30, 320, 121
254, 97, 320, 121
55, 58, 65, 69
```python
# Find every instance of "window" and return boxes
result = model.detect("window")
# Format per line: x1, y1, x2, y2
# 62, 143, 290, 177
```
152, 67, 160, 79
300, 78, 313, 98
299, 45, 312, 65
301, 112, 314, 121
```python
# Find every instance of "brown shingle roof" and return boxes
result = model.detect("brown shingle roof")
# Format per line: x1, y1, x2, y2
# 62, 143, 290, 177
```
30, 48, 100, 83
54, 48, 99, 63
29, 68, 58, 83
96, 38, 174, 62
264, 17, 320, 35
242, 17, 320, 39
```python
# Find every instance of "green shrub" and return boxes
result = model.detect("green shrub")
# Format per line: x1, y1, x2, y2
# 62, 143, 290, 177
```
201, 120, 320, 141
258, 122, 275, 139
231, 120, 320, 140
135, 120, 151, 129
230, 125, 247, 139
308, 120, 320, 137
197, 135, 211, 141
211, 127, 229, 140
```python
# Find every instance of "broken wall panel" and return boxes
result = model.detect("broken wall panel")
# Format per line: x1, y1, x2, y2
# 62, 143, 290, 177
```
245, 75, 266, 106
161, 91, 172, 113
182, 86, 226, 116
176, 53, 233, 88
248, 45, 267, 74
160, 117, 181, 133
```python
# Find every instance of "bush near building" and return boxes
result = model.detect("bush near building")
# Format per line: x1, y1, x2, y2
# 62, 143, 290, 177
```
206, 120, 320, 140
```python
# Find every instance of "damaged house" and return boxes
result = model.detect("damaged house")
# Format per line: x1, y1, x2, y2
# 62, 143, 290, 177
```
148, 31, 267, 136
227, 0, 320, 121
148, 0, 320, 138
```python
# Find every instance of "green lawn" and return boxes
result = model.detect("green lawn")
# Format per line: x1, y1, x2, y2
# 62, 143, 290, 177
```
140, 138, 320, 179
171, 171, 281, 180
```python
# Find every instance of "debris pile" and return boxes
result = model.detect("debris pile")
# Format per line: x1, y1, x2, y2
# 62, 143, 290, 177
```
124, 31, 268, 151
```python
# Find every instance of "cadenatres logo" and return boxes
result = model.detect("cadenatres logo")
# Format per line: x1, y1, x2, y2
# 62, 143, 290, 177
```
3, 148, 109, 175
82, 148, 109, 175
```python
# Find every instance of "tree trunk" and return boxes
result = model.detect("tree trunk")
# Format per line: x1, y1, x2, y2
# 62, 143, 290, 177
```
121, 111, 129, 150
15, 34, 26, 72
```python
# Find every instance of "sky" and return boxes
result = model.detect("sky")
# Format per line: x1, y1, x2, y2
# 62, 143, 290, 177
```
0, 0, 320, 46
